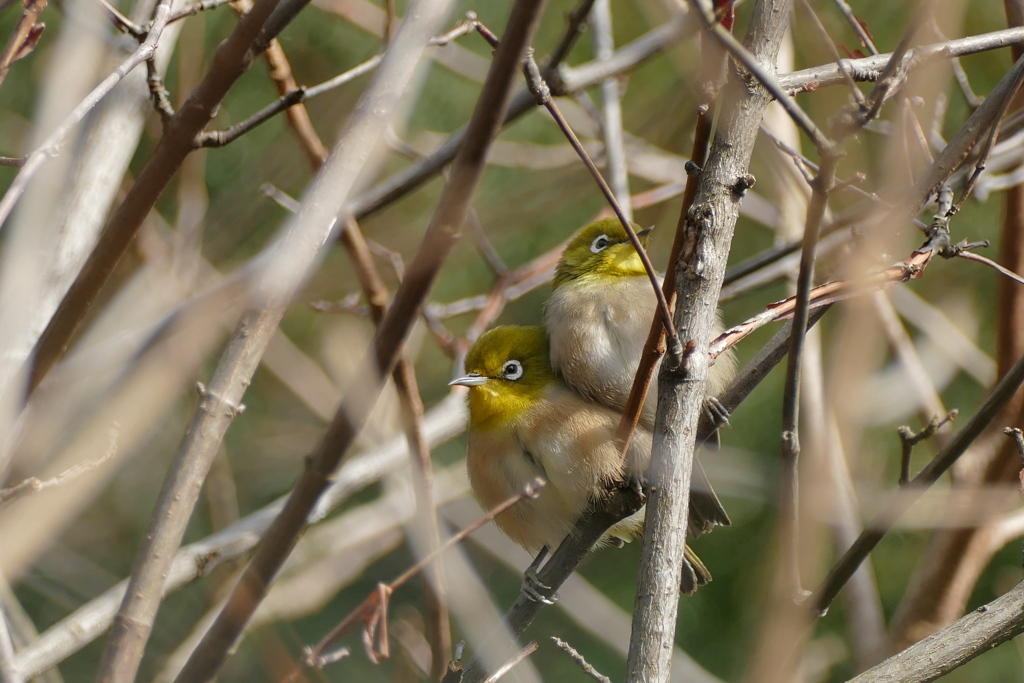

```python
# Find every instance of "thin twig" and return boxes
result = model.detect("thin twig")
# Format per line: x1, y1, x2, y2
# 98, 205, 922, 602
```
0, 0, 172, 234
846, 579, 1024, 683
953, 63, 1024, 211
94, 0, 145, 37
514, 41, 681, 358
830, 0, 878, 54
777, 150, 839, 596
799, 0, 865, 107
777, 26, 1024, 94
482, 642, 538, 683
341, 215, 451, 679
812, 351, 1024, 614
95, 3, 460, 681
241, 0, 329, 169
167, 0, 234, 24
551, 637, 611, 683
285, 480, 544, 682
173, 5, 545, 680
27, 0, 314, 396
692, 0, 832, 151
0, 0, 47, 89
0, 426, 118, 509
898, 412, 958, 486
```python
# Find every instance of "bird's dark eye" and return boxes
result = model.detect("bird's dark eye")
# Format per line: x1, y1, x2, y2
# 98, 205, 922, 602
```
502, 360, 524, 381
590, 234, 610, 254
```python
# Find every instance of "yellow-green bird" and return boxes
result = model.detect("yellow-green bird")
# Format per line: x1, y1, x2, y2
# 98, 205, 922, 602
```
450, 325, 710, 594
544, 217, 736, 535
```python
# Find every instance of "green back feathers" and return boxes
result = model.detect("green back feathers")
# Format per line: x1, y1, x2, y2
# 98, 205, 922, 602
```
462, 326, 556, 430
553, 218, 649, 289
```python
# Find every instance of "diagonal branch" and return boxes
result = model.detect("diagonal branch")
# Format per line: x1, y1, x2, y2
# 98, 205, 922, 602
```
93, 2, 457, 680
172, 2, 546, 679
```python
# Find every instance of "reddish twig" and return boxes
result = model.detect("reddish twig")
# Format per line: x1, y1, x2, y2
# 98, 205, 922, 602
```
0, 0, 47, 89
283, 480, 544, 681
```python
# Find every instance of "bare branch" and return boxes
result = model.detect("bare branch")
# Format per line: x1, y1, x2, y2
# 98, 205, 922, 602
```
172, 3, 545, 679
0, 0, 171, 234
847, 580, 1024, 683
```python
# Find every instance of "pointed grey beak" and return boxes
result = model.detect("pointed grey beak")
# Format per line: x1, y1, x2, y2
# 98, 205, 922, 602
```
637, 226, 654, 239
449, 373, 489, 387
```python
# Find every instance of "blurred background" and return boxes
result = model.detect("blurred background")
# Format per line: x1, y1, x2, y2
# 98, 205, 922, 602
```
1, 0, 1023, 680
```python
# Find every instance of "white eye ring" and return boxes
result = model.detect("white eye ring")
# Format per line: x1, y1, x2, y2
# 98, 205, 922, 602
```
502, 360, 524, 381
590, 234, 610, 254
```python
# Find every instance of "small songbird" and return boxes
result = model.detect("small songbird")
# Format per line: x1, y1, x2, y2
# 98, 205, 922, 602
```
544, 217, 736, 535
450, 325, 711, 594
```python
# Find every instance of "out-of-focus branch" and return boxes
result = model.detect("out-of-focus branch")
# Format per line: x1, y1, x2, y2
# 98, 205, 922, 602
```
847, 580, 1024, 683
173, 3, 545, 679
591, 0, 631, 220
13, 394, 465, 680
348, 14, 688, 221
0, 0, 47, 89
888, 2, 1024, 648
812, 350, 1024, 614
234, 0, 329, 169
94, 2, 459, 680
26, 0, 304, 396
340, 216, 451, 679
196, 18, 476, 150
0, 0, 170, 234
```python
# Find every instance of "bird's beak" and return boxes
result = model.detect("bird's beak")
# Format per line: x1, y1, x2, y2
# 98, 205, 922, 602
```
449, 373, 489, 387
638, 226, 654, 240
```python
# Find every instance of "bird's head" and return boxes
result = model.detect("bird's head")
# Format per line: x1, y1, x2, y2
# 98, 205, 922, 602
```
450, 325, 555, 431
553, 217, 652, 289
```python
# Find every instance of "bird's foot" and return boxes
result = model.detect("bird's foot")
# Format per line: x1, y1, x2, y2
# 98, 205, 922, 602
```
520, 546, 558, 605
705, 397, 732, 429
604, 474, 647, 518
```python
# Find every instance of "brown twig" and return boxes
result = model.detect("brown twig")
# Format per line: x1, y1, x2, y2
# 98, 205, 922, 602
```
0, 0, 47, 90
613, 4, 727, 461
173, 4, 546, 679
94, 4, 461, 681
94, 0, 145, 37
197, 17, 476, 150
239, 0, 329, 169
340, 216, 451, 680
26, 0, 308, 396
898, 412, 959, 486
284, 480, 544, 682
831, 0, 878, 55
812, 351, 1024, 614
0, 0, 171, 235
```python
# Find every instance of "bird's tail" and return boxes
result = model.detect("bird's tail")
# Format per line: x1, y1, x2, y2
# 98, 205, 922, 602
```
681, 545, 713, 595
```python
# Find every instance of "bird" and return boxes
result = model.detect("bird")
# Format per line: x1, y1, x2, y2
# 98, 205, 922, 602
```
450, 324, 711, 595
544, 217, 736, 536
